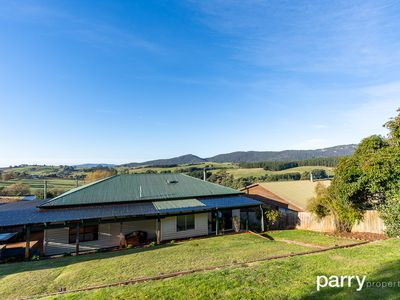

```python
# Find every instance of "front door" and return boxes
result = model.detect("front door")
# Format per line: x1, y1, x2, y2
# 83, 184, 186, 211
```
208, 210, 233, 233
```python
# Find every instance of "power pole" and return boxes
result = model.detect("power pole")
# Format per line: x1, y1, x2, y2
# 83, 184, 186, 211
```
44, 180, 48, 200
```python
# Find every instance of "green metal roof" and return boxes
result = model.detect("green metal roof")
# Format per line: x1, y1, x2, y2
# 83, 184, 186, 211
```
40, 174, 241, 208
153, 199, 205, 210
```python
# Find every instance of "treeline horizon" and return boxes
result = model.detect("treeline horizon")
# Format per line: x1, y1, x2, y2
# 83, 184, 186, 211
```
238, 156, 342, 171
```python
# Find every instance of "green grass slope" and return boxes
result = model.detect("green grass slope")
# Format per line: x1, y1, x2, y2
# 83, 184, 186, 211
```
266, 230, 359, 247
0, 233, 311, 300
47, 239, 400, 300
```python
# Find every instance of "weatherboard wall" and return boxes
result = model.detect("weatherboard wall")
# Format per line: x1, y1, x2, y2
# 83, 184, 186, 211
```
160, 213, 208, 241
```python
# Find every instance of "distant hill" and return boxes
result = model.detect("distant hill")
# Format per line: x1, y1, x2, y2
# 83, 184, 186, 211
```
208, 145, 357, 163
74, 163, 116, 168
122, 154, 206, 167
122, 144, 357, 167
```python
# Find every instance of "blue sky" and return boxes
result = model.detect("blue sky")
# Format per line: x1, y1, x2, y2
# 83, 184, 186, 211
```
1, 0, 399, 166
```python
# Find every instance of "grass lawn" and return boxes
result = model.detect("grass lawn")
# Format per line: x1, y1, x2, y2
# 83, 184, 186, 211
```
0, 233, 311, 300
45, 239, 400, 300
265, 230, 359, 247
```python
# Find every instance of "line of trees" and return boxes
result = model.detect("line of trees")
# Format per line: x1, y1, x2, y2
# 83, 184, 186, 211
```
238, 157, 341, 170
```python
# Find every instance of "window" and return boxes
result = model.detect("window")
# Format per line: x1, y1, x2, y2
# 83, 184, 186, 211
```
176, 215, 195, 232
69, 225, 98, 243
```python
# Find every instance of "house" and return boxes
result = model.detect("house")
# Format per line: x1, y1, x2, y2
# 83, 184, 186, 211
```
0, 174, 261, 258
241, 180, 331, 228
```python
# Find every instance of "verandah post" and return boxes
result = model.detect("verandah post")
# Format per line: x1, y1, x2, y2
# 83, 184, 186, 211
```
25, 225, 30, 259
75, 223, 80, 255
260, 205, 265, 232
246, 211, 249, 230
215, 210, 219, 235
156, 218, 161, 244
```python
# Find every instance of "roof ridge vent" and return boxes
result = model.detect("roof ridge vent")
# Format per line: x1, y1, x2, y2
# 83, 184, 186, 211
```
167, 179, 179, 184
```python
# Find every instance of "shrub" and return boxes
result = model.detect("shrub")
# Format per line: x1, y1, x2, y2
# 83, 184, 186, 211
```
1, 182, 31, 196
379, 193, 400, 237
307, 183, 363, 232
263, 207, 280, 230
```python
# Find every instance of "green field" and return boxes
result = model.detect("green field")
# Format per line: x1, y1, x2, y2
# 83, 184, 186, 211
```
221, 167, 266, 178
42, 238, 400, 300
220, 165, 334, 179
118, 162, 236, 174
0, 165, 87, 177
0, 163, 334, 194
0, 178, 80, 193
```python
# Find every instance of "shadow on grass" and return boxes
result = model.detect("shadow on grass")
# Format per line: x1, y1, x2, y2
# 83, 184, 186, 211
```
0, 243, 177, 278
302, 260, 400, 299
260, 233, 275, 241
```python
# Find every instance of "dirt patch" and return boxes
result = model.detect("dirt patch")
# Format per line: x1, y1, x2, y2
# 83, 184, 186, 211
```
324, 232, 387, 241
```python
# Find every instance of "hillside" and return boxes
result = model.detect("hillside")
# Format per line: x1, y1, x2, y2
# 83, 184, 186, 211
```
122, 154, 206, 167
208, 144, 356, 163
123, 144, 356, 167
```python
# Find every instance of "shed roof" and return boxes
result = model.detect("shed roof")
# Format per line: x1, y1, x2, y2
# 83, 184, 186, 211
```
257, 180, 331, 211
0, 232, 18, 242
40, 174, 241, 208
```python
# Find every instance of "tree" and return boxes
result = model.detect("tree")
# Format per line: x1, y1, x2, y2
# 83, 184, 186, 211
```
1, 172, 13, 181
385, 108, 400, 144
309, 108, 400, 235
85, 168, 117, 183
186, 170, 212, 180
300, 171, 310, 180
311, 169, 328, 179
35, 188, 67, 199
208, 170, 235, 188
1, 182, 31, 196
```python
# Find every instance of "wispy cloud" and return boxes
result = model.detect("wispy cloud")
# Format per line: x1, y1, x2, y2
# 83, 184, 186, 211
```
340, 81, 400, 137
189, 1, 400, 74
0, 1, 161, 53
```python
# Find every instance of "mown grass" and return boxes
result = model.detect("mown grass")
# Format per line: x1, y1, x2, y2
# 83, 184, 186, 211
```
45, 239, 400, 300
0, 233, 311, 300
266, 230, 360, 247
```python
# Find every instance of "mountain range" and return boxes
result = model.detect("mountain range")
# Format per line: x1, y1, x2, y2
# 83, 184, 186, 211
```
121, 144, 357, 167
